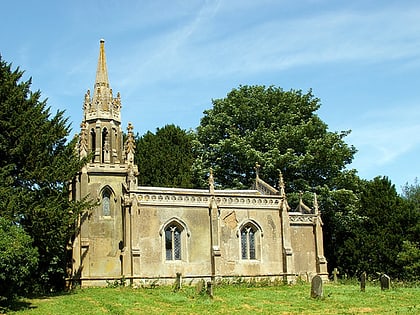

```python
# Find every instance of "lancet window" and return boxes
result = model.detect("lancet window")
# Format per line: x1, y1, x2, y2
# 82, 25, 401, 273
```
165, 224, 182, 260
102, 188, 111, 217
240, 222, 260, 260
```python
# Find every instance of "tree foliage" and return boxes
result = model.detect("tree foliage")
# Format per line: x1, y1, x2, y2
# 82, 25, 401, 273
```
397, 179, 420, 280
317, 171, 365, 273
195, 85, 356, 191
135, 124, 196, 188
332, 177, 418, 279
0, 217, 38, 302
0, 55, 88, 295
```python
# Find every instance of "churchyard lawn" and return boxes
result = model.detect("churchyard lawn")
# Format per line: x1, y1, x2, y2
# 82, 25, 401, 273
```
4, 282, 419, 314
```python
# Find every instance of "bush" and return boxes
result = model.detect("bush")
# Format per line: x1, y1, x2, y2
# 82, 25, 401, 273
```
397, 241, 420, 281
0, 217, 38, 302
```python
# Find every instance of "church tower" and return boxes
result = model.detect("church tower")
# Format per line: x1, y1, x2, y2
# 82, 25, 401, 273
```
71, 39, 138, 285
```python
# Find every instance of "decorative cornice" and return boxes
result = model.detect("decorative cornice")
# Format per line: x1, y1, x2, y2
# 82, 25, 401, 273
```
289, 213, 316, 224
134, 190, 281, 209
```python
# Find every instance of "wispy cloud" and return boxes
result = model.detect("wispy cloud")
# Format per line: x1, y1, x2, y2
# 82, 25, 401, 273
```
348, 103, 420, 173
2, 0, 419, 187
111, 1, 420, 92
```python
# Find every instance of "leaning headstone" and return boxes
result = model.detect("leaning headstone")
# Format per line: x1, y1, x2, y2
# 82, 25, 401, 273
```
206, 281, 214, 298
332, 268, 340, 284
380, 274, 390, 290
174, 272, 182, 292
310, 275, 323, 299
360, 272, 366, 292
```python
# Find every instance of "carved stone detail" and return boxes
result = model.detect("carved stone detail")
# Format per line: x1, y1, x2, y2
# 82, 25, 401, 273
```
289, 214, 316, 224
135, 192, 280, 209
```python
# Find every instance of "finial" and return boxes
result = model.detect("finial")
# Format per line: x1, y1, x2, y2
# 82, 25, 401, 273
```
278, 170, 285, 197
254, 162, 260, 179
100, 38, 105, 43
313, 192, 319, 214
125, 122, 136, 164
209, 168, 215, 194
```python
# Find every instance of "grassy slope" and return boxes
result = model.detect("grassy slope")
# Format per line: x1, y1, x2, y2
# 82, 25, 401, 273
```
4, 283, 420, 314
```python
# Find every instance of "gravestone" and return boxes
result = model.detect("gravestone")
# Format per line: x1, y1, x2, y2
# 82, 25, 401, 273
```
174, 272, 182, 292
380, 274, 390, 290
360, 272, 366, 292
332, 268, 340, 283
206, 281, 214, 298
310, 275, 323, 299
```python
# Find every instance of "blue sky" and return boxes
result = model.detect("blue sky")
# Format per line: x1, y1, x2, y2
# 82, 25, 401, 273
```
1, 0, 419, 191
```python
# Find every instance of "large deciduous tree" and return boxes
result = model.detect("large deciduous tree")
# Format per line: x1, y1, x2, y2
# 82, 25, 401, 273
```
195, 85, 356, 191
135, 124, 196, 188
0, 56, 88, 295
195, 85, 359, 274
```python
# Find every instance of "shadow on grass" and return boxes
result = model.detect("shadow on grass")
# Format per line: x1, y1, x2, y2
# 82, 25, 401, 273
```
0, 290, 74, 313
0, 299, 35, 313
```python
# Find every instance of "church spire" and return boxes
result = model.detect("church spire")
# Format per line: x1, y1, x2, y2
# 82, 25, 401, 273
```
84, 39, 121, 123
80, 39, 124, 164
94, 39, 110, 92
92, 39, 111, 102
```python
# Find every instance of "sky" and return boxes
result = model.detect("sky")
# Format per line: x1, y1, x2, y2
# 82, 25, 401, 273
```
1, 0, 419, 192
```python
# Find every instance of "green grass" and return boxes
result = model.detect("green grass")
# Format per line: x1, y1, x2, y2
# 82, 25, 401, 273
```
3, 282, 420, 314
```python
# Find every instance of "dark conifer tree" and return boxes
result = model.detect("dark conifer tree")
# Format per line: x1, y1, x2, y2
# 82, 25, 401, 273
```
135, 124, 196, 188
0, 55, 89, 295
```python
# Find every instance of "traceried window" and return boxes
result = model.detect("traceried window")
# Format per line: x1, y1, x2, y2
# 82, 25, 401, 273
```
241, 224, 257, 260
165, 224, 182, 260
102, 189, 111, 216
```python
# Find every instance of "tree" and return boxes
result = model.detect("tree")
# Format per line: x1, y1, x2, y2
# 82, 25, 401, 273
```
0, 55, 88, 294
335, 177, 416, 278
135, 124, 196, 188
397, 179, 420, 280
195, 85, 356, 191
318, 171, 365, 273
195, 85, 359, 275
0, 217, 38, 302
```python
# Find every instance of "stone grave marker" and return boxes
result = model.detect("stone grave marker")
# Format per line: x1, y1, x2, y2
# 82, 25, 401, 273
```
310, 275, 323, 299
174, 272, 182, 292
360, 272, 366, 292
332, 268, 340, 283
380, 274, 390, 290
206, 281, 214, 298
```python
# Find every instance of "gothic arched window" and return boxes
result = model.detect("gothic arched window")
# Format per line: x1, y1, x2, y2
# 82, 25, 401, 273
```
240, 223, 260, 260
165, 224, 182, 260
102, 189, 111, 217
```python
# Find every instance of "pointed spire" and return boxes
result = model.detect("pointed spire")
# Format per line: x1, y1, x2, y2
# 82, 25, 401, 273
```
92, 39, 112, 104
84, 39, 121, 122
95, 39, 110, 90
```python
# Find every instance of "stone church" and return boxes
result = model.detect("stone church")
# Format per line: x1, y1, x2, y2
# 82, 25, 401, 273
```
70, 40, 328, 287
